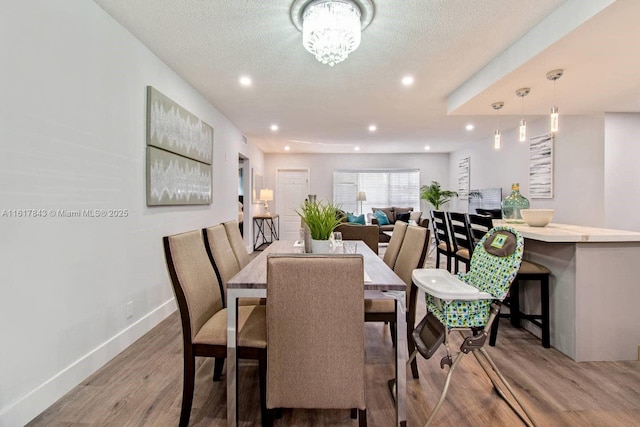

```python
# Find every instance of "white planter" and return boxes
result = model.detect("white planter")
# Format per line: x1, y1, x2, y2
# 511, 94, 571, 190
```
311, 239, 331, 253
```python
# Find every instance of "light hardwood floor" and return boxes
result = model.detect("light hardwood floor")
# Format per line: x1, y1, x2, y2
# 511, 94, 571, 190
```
29, 251, 640, 426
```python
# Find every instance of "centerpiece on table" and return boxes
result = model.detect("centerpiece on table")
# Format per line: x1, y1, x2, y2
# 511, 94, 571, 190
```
296, 199, 344, 253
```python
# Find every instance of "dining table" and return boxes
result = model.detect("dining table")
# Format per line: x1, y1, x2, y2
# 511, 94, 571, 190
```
226, 240, 407, 426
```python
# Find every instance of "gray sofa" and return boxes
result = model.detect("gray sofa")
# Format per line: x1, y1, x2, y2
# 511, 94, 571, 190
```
370, 207, 422, 243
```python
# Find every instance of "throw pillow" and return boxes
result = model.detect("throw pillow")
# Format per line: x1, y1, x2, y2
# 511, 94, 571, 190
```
347, 213, 366, 225
396, 212, 411, 222
374, 209, 390, 225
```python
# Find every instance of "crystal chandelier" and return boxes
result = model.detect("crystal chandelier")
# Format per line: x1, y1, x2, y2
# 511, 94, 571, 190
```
291, 0, 374, 67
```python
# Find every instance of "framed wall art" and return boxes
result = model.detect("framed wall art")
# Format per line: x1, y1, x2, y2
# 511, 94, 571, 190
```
145, 86, 214, 206
146, 146, 212, 205
458, 156, 470, 200
529, 133, 554, 199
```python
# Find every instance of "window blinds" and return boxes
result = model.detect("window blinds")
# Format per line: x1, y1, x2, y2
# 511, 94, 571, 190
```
333, 169, 420, 214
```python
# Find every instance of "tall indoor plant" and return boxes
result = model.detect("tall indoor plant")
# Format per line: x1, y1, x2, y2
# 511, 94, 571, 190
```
296, 199, 343, 252
420, 181, 458, 210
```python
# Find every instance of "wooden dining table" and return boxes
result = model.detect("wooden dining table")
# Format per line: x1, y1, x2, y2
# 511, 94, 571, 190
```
226, 240, 407, 426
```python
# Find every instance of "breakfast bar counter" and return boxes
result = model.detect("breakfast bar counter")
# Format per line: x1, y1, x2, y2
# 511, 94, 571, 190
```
496, 221, 640, 362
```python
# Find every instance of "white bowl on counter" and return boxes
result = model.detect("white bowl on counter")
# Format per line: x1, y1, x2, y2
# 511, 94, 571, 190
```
520, 209, 554, 227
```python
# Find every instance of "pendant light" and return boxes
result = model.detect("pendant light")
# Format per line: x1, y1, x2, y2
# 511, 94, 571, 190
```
546, 69, 564, 133
516, 88, 530, 142
492, 102, 504, 149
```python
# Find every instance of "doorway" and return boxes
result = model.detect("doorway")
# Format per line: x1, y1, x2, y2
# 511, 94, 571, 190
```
276, 169, 310, 241
238, 154, 249, 237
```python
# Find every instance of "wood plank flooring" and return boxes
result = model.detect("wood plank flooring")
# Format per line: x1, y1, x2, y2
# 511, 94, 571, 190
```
28, 251, 640, 426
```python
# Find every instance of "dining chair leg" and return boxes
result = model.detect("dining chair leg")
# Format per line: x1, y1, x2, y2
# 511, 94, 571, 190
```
259, 352, 268, 427
212, 357, 224, 381
359, 408, 367, 427
180, 355, 196, 427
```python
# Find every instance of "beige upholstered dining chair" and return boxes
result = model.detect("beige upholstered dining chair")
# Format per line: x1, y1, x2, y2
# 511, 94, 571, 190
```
365, 224, 429, 379
382, 220, 408, 269
163, 230, 267, 427
266, 254, 367, 426
223, 220, 250, 268
203, 224, 262, 306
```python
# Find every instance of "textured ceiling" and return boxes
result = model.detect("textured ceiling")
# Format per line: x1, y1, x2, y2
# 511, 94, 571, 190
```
93, 0, 640, 153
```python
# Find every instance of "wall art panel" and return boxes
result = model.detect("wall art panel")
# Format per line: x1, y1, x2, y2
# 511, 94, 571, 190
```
529, 133, 554, 199
146, 146, 212, 205
146, 86, 213, 165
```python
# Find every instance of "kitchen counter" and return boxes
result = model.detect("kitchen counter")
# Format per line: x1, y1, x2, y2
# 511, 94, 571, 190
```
495, 220, 640, 362
495, 221, 640, 243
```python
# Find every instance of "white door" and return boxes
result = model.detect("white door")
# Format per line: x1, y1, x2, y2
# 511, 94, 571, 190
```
276, 169, 310, 241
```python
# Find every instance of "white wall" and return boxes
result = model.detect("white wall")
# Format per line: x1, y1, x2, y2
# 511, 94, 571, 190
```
264, 152, 450, 213
449, 115, 606, 227
0, 1, 263, 425
604, 113, 640, 231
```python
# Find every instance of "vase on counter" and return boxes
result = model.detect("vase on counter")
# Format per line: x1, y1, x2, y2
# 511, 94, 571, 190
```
501, 182, 530, 223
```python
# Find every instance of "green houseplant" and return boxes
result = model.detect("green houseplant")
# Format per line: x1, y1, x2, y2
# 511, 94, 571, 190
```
296, 199, 344, 240
420, 181, 458, 210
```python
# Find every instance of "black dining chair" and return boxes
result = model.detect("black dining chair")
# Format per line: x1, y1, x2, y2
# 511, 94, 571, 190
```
430, 210, 455, 273
446, 212, 474, 274
467, 214, 552, 348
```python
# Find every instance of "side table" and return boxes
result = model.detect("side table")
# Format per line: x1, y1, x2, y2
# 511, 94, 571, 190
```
253, 214, 279, 250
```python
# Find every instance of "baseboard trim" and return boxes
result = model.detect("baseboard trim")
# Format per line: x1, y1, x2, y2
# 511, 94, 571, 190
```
0, 299, 176, 427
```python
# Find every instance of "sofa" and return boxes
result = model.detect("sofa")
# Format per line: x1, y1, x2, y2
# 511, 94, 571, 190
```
370, 207, 422, 243
334, 223, 379, 254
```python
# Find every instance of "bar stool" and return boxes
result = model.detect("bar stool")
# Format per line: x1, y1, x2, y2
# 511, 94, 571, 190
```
467, 214, 552, 348
490, 259, 551, 348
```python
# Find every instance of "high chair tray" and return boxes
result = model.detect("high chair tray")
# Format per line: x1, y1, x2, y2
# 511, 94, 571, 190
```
411, 269, 493, 301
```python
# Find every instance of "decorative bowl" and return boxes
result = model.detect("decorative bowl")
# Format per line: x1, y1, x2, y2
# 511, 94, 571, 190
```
520, 209, 554, 227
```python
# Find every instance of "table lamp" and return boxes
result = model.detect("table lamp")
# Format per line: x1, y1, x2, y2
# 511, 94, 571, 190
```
357, 191, 366, 215
260, 188, 273, 215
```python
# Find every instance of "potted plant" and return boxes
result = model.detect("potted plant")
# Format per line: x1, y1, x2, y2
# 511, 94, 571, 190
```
420, 181, 458, 210
296, 199, 344, 253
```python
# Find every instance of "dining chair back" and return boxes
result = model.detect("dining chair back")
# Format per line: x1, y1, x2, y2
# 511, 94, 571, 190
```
163, 230, 267, 427
203, 224, 239, 304
204, 224, 262, 306
467, 213, 494, 253
223, 220, 250, 268
394, 224, 429, 378
266, 254, 367, 426
382, 220, 408, 269
364, 224, 429, 379
430, 210, 456, 272
334, 222, 379, 254
446, 212, 474, 273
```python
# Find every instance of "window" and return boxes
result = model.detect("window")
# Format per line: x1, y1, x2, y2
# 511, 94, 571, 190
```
333, 169, 420, 215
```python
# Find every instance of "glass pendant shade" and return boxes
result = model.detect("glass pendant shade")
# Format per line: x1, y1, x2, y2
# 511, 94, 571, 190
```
550, 106, 559, 133
494, 130, 501, 149
302, 0, 362, 67
519, 120, 527, 142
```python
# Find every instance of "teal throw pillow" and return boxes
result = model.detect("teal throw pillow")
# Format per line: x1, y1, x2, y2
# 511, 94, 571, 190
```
347, 213, 366, 224
374, 210, 390, 225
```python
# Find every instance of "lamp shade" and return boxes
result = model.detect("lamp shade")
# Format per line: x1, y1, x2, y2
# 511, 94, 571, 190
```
357, 191, 367, 201
259, 188, 273, 201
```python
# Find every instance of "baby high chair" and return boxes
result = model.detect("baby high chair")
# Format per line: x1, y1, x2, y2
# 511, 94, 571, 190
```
410, 226, 536, 426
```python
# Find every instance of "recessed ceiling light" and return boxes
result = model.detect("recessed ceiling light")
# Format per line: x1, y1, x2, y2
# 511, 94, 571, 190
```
368, 124, 377, 132
239, 76, 252, 86
466, 124, 474, 131
401, 75, 414, 86
424, 145, 430, 151
354, 146, 360, 151
284, 146, 290, 151
270, 124, 279, 131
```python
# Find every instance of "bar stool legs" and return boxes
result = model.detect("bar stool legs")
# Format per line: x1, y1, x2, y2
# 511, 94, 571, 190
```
490, 262, 551, 348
